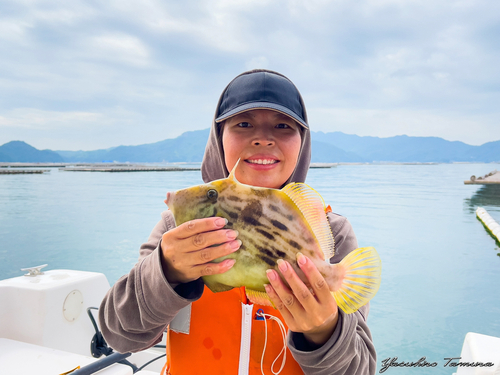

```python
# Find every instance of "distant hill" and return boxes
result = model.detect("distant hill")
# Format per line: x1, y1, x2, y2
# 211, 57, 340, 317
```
471, 140, 500, 161
0, 141, 64, 162
57, 129, 210, 163
2, 130, 499, 163
0, 151, 12, 162
310, 132, 500, 163
311, 140, 367, 162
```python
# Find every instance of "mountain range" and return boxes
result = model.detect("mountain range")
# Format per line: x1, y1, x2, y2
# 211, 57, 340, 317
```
1, 130, 499, 163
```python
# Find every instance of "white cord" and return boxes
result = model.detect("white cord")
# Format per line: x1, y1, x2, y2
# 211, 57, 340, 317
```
257, 311, 287, 375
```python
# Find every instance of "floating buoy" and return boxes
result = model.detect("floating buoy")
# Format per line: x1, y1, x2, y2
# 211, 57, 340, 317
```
476, 207, 500, 244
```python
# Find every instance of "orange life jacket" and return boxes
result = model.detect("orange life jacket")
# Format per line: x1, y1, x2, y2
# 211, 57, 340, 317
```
163, 286, 304, 374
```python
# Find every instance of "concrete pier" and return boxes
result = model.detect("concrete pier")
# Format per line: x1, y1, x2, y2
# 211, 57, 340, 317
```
464, 170, 500, 184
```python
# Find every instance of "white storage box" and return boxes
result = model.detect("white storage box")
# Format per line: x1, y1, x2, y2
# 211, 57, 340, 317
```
454, 332, 500, 375
0, 268, 110, 356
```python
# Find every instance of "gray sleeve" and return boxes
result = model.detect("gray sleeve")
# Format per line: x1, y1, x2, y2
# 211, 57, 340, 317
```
287, 212, 377, 375
98, 211, 204, 354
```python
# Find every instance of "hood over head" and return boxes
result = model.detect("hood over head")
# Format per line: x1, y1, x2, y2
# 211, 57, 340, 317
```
201, 69, 311, 186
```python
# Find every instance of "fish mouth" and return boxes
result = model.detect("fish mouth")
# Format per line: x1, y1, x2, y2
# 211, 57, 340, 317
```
165, 191, 171, 206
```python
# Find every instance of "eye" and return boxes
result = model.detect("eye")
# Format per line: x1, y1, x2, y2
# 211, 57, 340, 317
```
276, 123, 290, 129
206, 189, 218, 202
237, 122, 252, 128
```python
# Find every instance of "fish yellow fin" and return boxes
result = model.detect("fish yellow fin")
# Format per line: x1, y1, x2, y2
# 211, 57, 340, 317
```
281, 183, 335, 260
245, 289, 275, 307
228, 158, 241, 183
332, 247, 382, 314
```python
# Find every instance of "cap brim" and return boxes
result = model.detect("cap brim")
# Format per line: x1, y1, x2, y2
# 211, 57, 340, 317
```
215, 102, 308, 129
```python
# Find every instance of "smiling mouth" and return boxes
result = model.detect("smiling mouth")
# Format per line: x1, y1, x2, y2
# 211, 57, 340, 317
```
245, 159, 279, 165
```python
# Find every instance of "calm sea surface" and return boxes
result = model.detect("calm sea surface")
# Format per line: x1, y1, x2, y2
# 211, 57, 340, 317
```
1, 163, 499, 374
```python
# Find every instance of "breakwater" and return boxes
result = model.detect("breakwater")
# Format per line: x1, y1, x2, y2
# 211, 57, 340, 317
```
0, 170, 49, 174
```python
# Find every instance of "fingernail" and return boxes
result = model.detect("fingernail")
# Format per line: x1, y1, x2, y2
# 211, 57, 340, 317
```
226, 259, 236, 268
277, 259, 287, 273
230, 239, 242, 250
264, 284, 271, 293
226, 230, 239, 240
266, 269, 276, 281
216, 217, 228, 227
297, 252, 307, 266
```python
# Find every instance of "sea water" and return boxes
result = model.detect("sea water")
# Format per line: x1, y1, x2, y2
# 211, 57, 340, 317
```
1, 163, 499, 374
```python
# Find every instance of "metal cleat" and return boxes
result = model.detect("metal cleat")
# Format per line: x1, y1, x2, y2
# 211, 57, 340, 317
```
20, 264, 48, 277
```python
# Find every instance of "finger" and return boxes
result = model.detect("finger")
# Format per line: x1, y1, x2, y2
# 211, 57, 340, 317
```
174, 227, 238, 254
266, 268, 304, 315
296, 253, 333, 304
186, 238, 242, 266
276, 259, 317, 310
188, 258, 237, 279
175, 217, 228, 240
264, 282, 294, 322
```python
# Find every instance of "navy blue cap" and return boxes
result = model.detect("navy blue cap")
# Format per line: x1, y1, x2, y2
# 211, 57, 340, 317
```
215, 71, 308, 129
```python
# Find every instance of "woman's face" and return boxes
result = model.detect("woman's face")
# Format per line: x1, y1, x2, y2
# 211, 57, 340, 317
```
221, 109, 302, 189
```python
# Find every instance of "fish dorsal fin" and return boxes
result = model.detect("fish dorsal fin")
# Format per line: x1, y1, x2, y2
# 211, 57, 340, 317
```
281, 183, 335, 260
228, 159, 241, 183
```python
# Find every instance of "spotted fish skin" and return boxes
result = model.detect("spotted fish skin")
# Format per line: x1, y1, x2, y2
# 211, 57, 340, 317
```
166, 163, 382, 314
167, 176, 329, 293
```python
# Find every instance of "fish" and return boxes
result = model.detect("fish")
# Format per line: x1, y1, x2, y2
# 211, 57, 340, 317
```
165, 162, 381, 314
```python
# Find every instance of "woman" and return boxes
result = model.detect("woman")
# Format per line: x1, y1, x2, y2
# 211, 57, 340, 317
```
99, 69, 376, 374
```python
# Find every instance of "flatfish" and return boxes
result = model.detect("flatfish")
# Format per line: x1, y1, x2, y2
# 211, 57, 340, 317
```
165, 163, 381, 314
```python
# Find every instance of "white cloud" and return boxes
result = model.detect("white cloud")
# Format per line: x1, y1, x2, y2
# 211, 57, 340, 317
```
0, 20, 33, 44
99, 0, 254, 53
0, 0, 499, 149
87, 34, 151, 67
0, 108, 104, 130
245, 56, 269, 70
0, 107, 148, 150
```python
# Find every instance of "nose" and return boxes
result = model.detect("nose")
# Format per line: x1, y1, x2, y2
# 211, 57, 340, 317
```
251, 129, 275, 146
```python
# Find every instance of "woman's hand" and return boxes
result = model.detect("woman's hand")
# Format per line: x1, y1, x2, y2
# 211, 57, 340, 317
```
265, 252, 339, 347
160, 217, 241, 285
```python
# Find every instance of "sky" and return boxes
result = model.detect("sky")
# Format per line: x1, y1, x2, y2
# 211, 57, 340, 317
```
0, 0, 499, 150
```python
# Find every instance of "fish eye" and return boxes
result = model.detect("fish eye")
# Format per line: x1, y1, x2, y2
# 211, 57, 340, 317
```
207, 189, 218, 202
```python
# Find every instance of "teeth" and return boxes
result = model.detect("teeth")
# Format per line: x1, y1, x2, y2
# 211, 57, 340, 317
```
247, 159, 278, 165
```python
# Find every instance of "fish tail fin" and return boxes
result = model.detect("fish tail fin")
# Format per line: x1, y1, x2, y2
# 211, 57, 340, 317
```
246, 289, 275, 308
331, 247, 382, 314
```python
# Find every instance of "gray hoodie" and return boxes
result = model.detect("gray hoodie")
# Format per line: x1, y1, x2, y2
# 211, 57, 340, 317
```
99, 69, 376, 374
